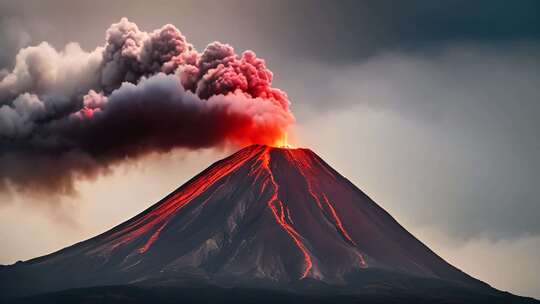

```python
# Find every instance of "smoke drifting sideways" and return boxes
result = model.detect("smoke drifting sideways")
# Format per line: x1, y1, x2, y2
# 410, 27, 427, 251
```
0, 18, 294, 197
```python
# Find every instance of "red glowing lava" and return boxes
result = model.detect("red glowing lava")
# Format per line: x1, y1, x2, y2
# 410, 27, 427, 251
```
3, 144, 500, 299
284, 149, 367, 268
89, 145, 367, 279
257, 148, 313, 279
93, 147, 258, 254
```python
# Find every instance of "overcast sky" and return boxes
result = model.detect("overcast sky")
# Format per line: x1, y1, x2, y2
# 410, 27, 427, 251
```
1, 0, 539, 299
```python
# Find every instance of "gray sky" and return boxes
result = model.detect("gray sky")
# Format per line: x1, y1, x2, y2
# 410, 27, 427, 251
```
0, 0, 539, 299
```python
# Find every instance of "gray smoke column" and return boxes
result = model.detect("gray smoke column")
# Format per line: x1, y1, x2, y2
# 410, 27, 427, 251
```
0, 18, 294, 197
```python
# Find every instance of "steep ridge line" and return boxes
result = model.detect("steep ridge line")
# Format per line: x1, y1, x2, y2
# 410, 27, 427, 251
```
91, 146, 264, 255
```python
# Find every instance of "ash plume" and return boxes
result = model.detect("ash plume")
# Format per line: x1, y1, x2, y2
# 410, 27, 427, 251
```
0, 18, 294, 197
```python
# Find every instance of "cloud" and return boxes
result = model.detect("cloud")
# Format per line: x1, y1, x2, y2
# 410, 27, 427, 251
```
414, 226, 540, 299
293, 42, 540, 240
0, 17, 31, 68
0, 18, 293, 198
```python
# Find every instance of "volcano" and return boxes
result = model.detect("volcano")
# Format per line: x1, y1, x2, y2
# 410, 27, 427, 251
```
1, 145, 537, 303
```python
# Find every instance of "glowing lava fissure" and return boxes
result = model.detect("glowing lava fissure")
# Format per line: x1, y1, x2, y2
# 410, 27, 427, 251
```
84, 144, 455, 281
94, 146, 261, 254
13, 144, 487, 294
257, 147, 313, 279
95, 145, 316, 279
283, 150, 367, 268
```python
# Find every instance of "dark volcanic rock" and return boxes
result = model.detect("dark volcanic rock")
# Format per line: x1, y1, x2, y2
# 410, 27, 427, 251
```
1, 145, 536, 303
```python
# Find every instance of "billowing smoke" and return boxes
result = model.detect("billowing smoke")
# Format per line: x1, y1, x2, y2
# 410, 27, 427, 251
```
0, 18, 294, 197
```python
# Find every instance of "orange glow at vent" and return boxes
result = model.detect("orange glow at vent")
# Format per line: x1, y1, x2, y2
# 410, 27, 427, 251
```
273, 132, 295, 148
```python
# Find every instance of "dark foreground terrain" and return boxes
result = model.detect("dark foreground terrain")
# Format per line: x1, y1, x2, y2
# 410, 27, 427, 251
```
6, 270, 539, 304
7, 283, 538, 304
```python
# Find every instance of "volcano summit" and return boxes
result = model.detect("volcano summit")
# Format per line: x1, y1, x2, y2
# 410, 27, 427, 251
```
0, 145, 537, 303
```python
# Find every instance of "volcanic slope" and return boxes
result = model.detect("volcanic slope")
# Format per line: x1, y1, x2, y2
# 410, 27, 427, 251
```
1, 145, 536, 303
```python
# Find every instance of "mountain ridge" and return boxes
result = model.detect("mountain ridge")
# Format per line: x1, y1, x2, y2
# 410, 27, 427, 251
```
1, 145, 536, 303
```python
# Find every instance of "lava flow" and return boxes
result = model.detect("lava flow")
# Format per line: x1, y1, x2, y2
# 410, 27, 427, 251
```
0, 143, 520, 303
285, 150, 367, 268
257, 147, 313, 279
7, 144, 485, 294
92, 146, 259, 254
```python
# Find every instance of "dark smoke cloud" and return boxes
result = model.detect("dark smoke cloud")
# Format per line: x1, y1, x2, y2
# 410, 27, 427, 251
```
0, 18, 293, 197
